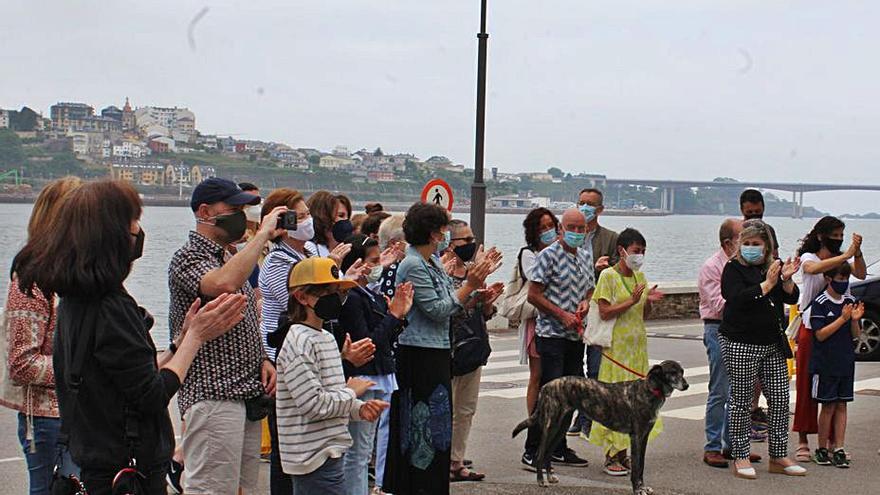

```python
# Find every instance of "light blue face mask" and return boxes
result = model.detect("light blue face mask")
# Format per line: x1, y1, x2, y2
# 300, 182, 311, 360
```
436, 230, 451, 252
579, 204, 597, 223
539, 228, 558, 245
563, 231, 586, 248
740, 245, 765, 265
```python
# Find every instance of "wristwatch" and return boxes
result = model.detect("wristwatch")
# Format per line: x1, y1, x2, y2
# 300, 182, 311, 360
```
168, 341, 179, 354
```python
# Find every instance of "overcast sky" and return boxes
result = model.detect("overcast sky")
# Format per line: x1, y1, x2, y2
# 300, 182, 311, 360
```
2, 1, 879, 214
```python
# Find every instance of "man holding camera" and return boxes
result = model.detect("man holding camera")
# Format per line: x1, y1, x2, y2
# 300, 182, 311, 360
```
168, 178, 287, 495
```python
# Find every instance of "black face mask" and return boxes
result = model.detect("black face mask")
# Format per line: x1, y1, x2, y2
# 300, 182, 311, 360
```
822, 237, 843, 254
313, 293, 344, 321
130, 229, 145, 262
214, 210, 247, 244
332, 219, 354, 243
743, 213, 763, 220
453, 242, 478, 262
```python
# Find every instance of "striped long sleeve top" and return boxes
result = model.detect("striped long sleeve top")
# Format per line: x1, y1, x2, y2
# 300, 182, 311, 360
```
275, 323, 364, 476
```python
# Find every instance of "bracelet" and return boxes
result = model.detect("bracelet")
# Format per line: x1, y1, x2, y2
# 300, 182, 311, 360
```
169, 341, 178, 354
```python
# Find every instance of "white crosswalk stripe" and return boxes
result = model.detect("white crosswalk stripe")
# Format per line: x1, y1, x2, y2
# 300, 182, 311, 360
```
478, 352, 880, 422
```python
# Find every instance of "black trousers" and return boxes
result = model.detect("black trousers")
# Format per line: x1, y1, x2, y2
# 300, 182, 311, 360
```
524, 336, 585, 455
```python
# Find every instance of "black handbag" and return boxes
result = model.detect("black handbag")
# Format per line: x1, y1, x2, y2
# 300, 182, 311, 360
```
450, 309, 492, 377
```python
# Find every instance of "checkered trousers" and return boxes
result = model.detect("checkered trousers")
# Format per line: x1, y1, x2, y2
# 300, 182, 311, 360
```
719, 335, 790, 459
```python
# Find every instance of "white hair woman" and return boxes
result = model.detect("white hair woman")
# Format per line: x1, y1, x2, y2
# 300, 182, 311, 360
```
719, 221, 804, 479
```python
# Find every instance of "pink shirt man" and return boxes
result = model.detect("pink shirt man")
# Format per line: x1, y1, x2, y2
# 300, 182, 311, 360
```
699, 248, 730, 321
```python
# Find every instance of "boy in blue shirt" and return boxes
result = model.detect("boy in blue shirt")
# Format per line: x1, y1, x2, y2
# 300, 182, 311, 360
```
808, 262, 864, 468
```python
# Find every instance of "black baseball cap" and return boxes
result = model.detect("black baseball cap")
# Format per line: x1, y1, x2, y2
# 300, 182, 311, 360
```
190, 177, 261, 211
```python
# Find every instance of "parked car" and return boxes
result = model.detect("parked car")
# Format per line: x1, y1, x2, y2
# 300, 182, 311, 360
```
850, 275, 880, 361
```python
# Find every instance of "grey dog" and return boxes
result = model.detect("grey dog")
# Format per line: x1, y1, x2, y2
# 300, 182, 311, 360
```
512, 360, 689, 494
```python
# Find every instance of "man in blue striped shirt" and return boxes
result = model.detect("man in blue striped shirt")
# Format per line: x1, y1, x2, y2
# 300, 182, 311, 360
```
521, 208, 595, 469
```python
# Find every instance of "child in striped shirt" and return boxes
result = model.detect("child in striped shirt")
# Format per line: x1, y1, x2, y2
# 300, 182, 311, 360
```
276, 257, 388, 493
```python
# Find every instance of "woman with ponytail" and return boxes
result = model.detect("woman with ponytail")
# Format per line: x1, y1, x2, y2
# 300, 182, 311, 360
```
792, 216, 867, 461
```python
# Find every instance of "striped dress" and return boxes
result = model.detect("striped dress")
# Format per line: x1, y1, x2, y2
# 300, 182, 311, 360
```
276, 323, 364, 476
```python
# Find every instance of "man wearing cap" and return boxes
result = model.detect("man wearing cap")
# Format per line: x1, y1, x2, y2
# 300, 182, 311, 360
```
168, 177, 288, 495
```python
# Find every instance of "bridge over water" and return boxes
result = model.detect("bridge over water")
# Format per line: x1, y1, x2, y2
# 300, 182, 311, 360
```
589, 178, 880, 218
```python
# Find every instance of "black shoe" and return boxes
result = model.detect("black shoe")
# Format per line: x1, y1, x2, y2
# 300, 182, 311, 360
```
166, 460, 184, 494
551, 448, 589, 467
521, 452, 537, 472
813, 447, 832, 466
566, 414, 586, 436
831, 448, 851, 468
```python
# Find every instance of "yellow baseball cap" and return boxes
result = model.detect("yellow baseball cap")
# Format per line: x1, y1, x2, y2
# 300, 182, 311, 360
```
287, 257, 359, 290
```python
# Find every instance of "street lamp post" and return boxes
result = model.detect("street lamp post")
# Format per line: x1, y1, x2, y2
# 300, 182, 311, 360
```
471, 0, 489, 244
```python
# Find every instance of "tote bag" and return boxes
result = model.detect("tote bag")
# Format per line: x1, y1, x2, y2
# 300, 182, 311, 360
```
498, 247, 537, 326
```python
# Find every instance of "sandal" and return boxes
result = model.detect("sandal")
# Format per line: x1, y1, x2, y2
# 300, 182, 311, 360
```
450, 466, 486, 482
795, 445, 811, 463
603, 457, 629, 477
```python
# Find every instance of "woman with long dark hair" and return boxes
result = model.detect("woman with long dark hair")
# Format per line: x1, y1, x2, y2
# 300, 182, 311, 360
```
516, 208, 559, 415
21, 180, 245, 494
2, 177, 81, 495
792, 216, 866, 460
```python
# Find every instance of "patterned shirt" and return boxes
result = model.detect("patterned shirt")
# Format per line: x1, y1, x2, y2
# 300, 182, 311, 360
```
0, 277, 59, 417
530, 240, 595, 341
168, 231, 267, 415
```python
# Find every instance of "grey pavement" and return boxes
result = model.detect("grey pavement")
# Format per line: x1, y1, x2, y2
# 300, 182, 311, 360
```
2, 319, 879, 494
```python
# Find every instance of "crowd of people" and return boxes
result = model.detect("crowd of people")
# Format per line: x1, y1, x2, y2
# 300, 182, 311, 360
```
0, 177, 873, 495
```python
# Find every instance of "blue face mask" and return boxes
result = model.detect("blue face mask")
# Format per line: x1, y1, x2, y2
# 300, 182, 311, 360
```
563, 231, 586, 249
436, 230, 451, 252
579, 204, 597, 223
539, 228, 558, 245
830, 280, 849, 295
740, 245, 764, 265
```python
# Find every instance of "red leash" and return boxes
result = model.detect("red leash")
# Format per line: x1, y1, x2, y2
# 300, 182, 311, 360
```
600, 352, 664, 399
601, 352, 646, 378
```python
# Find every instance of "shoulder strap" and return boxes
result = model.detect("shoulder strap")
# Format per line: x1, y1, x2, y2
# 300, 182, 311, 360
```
58, 302, 101, 446
802, 284, 828, 313
516, 247, 530, 282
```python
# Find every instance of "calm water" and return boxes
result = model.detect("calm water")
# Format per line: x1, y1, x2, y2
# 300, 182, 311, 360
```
2, 203, 878, 344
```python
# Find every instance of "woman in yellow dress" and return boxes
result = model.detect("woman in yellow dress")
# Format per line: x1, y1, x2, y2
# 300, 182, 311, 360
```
589, 228, 664, 476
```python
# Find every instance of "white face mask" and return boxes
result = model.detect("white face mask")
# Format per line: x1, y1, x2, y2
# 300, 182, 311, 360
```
625, 253, 645, 271
289, 217, 315, 241
245, 204, 262, 223
366, 264, 384, 284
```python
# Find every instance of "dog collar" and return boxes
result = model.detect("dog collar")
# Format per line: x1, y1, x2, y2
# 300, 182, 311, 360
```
650, 387, 664, 399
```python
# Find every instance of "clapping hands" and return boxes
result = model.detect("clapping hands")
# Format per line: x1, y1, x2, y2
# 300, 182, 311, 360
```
781, 256, 801, 281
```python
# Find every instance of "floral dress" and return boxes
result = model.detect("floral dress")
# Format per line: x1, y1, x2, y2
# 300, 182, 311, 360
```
588, 267, 663, 456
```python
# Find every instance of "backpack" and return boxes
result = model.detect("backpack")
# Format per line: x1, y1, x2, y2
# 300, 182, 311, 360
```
497, 247, 537, 327
450, 310, 491, 377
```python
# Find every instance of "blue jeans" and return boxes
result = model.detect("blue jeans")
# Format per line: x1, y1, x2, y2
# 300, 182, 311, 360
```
293, 456, 344, 495
703, 322, 731, 452
374, 390, 393, 489
343, 388, 391, 495
17, 413, 79, 495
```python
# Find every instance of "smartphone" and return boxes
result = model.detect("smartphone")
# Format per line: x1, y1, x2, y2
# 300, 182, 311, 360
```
277, 211, 298, 230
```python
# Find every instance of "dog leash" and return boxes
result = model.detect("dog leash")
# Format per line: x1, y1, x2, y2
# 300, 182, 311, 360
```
601, 352, 646, 378
600, 352, 665, 399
